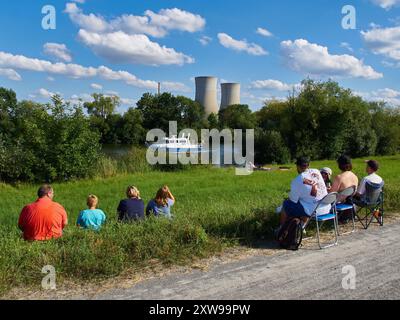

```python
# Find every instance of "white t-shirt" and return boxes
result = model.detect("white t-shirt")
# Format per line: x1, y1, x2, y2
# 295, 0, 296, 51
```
289, 169, 331, 216
358, 173, 383, 196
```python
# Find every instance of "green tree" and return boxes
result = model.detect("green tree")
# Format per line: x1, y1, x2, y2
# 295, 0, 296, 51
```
219, 104, 256, 130
84, 93, 120, 120
120, 108, 146, 145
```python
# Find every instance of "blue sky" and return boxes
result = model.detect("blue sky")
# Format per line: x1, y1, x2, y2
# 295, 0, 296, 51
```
1, 0, 400, 112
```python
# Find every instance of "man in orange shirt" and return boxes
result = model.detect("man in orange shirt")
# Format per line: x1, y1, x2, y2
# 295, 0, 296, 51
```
18, 185, 68, 241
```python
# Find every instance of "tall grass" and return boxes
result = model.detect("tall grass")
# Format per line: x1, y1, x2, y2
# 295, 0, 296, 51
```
0, 155, 399, 295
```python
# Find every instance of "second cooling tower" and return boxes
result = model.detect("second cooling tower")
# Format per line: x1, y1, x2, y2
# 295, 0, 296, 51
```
195, 77, 219, 116
221, 83, 241, 110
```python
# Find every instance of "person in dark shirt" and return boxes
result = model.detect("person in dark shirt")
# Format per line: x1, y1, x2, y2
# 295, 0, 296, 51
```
117, 186, 145, 222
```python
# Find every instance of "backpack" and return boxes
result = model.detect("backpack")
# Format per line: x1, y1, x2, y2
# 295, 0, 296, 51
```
277, 218, 303, 251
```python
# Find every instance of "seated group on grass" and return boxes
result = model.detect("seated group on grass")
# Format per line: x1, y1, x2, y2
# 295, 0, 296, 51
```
277, 156, 384, 234
18, 184, 175, 241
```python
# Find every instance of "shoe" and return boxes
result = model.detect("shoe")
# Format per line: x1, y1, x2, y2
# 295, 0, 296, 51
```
373, 210, 381, 220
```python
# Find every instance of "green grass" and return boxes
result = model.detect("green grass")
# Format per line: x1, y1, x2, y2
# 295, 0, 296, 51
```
1, 155, 399, 295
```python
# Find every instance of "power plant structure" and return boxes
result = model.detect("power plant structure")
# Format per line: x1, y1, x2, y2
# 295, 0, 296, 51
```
220, 83, 241, 110
195, 76, 241, 117
195, 77, 219, 117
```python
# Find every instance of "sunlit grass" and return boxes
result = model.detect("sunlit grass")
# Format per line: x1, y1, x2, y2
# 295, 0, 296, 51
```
0, 155, 399, 295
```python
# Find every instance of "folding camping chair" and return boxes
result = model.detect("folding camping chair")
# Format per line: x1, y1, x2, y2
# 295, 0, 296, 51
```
305, 192, 339, 249
336, 186, 357, 236
355, 181, 385, 230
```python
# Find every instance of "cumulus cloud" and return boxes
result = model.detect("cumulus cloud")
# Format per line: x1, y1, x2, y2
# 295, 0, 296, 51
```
361, 26, 400, 61
340, 42, 354, 53
199, 36, 212, 46
280, 39, 383, 79
37, 88, 56, 99
256, 27, 273, 37
250, 79, 296, 91
0, 51, 189, 92
0, 68, 21, 81
371, 0, 400, 9
64, 3, 205, 38
90, 83, 103, 90
218, 33, 268, 56
43, 43, 72, 62
356, 88, 400, 106
77, 29, 194, 66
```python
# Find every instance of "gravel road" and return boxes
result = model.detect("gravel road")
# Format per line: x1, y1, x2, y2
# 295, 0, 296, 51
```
87, 222, 400, 300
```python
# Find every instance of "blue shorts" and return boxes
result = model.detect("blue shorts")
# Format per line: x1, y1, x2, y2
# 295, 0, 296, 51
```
283, 200, 309, 218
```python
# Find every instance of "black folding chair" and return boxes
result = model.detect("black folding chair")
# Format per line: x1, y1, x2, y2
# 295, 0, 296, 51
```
355, 181, 384, 230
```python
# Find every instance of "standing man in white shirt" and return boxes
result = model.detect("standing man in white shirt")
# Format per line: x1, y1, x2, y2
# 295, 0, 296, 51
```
278, 157, 331, 229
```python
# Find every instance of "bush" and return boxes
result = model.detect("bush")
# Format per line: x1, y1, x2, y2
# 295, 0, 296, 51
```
255, 129, 291, 164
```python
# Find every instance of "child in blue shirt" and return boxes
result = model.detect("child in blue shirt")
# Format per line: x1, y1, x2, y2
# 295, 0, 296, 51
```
77, 195, 106, 231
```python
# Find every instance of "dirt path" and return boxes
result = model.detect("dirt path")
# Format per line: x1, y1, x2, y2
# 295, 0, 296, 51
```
67, 220, 400, 300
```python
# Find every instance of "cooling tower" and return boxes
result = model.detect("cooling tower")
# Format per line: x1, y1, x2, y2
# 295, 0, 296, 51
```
195, 76, 219, 116
221, 83, 241, 110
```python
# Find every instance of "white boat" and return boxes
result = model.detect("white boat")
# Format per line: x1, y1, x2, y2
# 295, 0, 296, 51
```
148, 134, 204, 153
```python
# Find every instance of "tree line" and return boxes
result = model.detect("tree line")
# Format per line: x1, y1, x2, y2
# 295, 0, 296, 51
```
1, 79, 399, 182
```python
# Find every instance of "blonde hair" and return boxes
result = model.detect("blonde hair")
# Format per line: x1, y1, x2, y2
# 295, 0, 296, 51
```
87, 195, 98, 208
126, 186, 141, 199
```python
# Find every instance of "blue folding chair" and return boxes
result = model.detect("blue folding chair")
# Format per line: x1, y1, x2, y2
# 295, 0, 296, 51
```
336, 186, 357, 235
305, 193, 339, 249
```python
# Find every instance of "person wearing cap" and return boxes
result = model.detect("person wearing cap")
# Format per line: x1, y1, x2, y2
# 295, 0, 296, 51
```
320, 167, 333, 191
356, 160, 383, 197
278, 157, 330, 229
330, 155, 359, 194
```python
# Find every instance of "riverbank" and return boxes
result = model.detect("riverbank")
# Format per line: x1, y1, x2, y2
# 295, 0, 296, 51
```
0, 156, 399, 296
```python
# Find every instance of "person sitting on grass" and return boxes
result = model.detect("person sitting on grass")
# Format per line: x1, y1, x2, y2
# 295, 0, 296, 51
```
117, 186, 145, 222
277, 157, 330, 234
18, 185, 68, 241
146, 186, 175, 220
77, 195, 106, 231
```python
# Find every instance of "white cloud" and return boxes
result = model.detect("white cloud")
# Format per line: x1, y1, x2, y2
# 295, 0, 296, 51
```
47, 76, 55, 81
250, 79, 296, 91
91, 83, 103, 90
37, 88, 56, 99
77, 29, 194, 66
0, 68, 21, 81
43, 43, 72, 62
371, 0, 400, 9
280, 39, 383, 80
361, 26, 400, 61
64, 3, 205, 38
256, 27, 273, 37
0, 51, 189, 92
65, 3, 109, 33
356, 88, 400, 106
340, 42, 354, 53
199, 36, 212, 46
218, 33, 268, 56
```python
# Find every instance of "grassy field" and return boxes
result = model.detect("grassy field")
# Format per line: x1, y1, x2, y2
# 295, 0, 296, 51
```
0, 155, 399, 295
